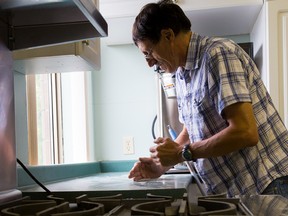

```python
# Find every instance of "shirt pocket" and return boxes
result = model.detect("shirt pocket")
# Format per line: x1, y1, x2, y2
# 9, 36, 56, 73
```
192, 87, 210, 113
191, 87, 225, 140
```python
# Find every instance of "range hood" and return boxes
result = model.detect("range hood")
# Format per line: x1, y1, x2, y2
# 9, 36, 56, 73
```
0, 0, 108, 50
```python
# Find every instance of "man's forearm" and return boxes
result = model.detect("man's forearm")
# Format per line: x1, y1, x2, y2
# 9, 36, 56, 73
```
175, 126, 190, 145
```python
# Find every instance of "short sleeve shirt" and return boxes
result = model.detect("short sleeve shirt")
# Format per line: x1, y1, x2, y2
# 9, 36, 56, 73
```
175, 32, 288, 197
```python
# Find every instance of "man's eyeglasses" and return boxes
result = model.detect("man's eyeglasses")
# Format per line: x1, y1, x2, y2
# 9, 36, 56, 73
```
144, 47, 154, 60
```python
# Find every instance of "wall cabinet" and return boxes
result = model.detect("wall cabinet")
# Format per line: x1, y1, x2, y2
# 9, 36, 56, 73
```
12, 0, 102, 74
13, 38, 100, 74
251, 0, 288, 127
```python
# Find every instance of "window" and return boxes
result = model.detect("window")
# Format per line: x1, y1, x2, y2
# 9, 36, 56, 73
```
26, 71, 93, 165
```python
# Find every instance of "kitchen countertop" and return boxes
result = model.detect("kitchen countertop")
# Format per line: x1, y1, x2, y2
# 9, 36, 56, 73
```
19, 172, 193, 200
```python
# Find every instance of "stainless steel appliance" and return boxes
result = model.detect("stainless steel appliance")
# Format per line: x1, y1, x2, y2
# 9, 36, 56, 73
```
0, 0, 107, 50
0, 192, 251, 215
1, 181, 288, 215
0, 0, 107, 205
2, 168, 288, 215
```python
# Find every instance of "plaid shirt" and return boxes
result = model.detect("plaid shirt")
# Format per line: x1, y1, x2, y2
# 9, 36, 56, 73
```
175, 32, 288, 197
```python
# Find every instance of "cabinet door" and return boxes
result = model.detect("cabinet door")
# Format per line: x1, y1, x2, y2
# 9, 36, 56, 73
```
76, 38, 101, 71
267, 0, 288, 127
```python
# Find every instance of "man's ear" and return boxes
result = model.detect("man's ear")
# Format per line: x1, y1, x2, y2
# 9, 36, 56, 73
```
161, 29, 174, 41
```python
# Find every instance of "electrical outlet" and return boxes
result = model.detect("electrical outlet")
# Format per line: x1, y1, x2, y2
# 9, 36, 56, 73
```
123, 136, 134, 155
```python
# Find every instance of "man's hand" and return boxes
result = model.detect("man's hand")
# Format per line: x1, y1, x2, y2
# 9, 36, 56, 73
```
128, 157, 169, 181
150, 137, 183, 167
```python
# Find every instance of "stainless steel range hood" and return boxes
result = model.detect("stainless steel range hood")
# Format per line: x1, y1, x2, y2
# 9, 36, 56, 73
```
0, 0, 108, 50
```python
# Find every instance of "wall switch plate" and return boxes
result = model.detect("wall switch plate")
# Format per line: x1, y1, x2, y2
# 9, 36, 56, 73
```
123, 136, 134, 155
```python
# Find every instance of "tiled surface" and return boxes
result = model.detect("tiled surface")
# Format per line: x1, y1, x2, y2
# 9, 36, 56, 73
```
17, 160, 137, 187
17, 162, 102, 187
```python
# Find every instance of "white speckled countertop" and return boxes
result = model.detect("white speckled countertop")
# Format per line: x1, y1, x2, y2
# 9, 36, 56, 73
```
19, 172, 192, 199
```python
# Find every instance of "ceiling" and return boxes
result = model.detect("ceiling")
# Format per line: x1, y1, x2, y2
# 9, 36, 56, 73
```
99, 0, 263, 45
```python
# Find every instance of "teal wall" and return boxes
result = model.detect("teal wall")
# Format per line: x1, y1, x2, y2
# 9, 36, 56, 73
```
92, 43, 158, 161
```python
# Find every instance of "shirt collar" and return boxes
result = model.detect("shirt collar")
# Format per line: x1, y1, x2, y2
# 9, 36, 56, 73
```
179, 32, 202, 80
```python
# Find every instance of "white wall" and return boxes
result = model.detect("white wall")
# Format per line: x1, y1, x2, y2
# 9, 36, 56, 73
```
250, 4, 266, 86
92, 43, 158, 161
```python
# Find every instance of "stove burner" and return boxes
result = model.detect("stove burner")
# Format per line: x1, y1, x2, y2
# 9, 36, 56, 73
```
0, 192, 251, 215
0, 197, 105, 215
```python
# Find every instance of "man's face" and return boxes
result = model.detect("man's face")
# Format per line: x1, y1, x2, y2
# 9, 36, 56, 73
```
137, 30, 178, 73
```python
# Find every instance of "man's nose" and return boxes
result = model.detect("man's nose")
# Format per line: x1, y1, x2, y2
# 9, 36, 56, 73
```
146, 58, 157, 67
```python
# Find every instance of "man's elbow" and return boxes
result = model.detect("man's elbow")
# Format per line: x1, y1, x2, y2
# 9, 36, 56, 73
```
246, 130, 259, 147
